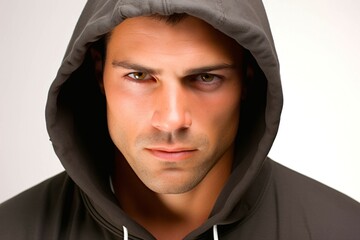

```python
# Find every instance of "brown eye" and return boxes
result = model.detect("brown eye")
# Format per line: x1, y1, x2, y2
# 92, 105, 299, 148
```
200, 73, 215, 82
191, 73, 223, 91
128, 72, 149, 80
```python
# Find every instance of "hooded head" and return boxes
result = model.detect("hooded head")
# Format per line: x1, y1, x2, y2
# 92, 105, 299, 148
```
45, 0, 282, 238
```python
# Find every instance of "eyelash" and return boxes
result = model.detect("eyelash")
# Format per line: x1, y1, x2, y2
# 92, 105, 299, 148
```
191, 73, 222, 84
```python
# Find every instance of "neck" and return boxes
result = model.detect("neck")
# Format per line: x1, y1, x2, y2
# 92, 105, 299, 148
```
112, 151, 232, 240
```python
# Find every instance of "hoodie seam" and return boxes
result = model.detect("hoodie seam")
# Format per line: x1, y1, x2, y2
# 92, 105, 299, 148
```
81, 192, 123, 237
162, 0, 171, 15
229, 160, 274, 229
215, 0, 225, 26
194, 161, 273, 238
81, 191, 145, 240
244, 161, 273, 223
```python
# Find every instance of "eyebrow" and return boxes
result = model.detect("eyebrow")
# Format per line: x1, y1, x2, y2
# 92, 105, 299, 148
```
112, 61, 159, 75
111, 60, 237, 75
185, 63, 237, 75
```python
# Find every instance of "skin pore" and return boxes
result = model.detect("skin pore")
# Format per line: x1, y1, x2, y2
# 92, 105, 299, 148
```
101, 15, 244, 239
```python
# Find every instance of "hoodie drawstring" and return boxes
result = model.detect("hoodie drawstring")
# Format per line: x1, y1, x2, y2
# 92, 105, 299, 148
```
213, 225, 219, 240
123, 226, 128, 240
122, 225, 218, 239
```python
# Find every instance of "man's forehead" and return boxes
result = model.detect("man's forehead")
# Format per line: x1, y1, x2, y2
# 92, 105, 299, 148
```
107, 15, 243, 59
110, 15, 214, 39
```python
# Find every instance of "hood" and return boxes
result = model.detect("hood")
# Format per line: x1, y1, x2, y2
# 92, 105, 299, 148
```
45, 0, 282, 238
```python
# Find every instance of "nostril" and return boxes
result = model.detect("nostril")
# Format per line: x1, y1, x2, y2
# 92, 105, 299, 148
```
183, 111, 192, 128
151, 110, 192, 132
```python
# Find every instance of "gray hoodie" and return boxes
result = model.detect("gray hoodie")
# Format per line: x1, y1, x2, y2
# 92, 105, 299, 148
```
1, 0, 360, 239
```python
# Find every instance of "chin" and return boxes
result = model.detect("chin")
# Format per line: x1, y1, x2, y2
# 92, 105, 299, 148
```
146, 176, 202, 195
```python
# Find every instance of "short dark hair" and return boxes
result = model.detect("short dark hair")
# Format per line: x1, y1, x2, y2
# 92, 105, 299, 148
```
150, 13, 189, 25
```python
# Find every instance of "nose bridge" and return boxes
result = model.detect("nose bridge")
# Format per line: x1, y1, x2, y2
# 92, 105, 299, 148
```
151, 81, 192, 132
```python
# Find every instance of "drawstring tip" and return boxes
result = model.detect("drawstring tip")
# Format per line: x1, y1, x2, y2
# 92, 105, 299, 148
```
213, 225, 219, 240
123, 226, 128, 240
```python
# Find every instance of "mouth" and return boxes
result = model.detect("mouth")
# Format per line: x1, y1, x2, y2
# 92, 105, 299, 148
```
146, 147, 198, 161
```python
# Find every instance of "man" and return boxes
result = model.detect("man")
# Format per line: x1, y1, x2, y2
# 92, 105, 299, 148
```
0, 0, 359, 239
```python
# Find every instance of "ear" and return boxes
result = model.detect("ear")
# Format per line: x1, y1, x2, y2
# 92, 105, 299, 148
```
90, 47, 105, 94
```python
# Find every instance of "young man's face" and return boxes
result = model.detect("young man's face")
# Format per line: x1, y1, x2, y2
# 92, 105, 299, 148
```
103, 16, 243, 194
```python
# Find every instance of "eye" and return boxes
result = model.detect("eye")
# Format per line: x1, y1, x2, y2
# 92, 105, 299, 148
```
195, 73, 222, 85
189, 73, 223, 91
126, 72, 151, 81
199, 73, 215, 82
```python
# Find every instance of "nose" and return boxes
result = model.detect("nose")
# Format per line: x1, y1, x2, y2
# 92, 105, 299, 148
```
151, 85, 192, 132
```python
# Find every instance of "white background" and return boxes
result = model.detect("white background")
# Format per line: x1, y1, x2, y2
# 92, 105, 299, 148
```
0, 0, 359, 203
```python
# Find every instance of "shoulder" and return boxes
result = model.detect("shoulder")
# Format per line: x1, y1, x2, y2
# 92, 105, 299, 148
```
0, 172, 75, 213
270, 160, 360, 207
0, 172, 79, 238
268, 160, 360, 239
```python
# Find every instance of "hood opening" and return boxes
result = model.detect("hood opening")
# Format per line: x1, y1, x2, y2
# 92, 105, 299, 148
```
53, 31, 269, 220
235, 49, 268, 169
46, 1, 282, 235
56, 46, 114, 195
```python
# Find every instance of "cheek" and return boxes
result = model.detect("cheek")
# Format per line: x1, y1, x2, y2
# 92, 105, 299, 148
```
105, 93, 150, 145
197, 88, 242, 144
104, 77, 150, 148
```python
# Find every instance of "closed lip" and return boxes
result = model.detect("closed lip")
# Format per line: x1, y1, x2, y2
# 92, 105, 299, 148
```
145, 147, 198, 161
146, 147, 197, 153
